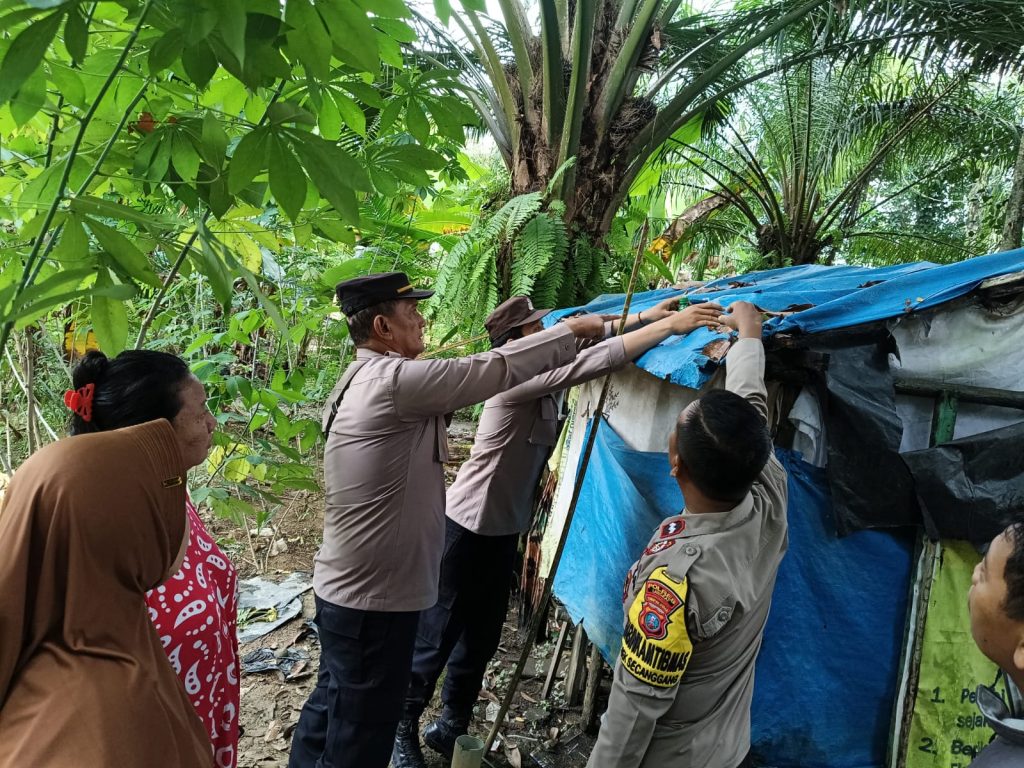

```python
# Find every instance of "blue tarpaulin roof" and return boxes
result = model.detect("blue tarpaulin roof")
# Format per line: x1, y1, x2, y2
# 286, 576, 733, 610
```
546, 249, 1024, 389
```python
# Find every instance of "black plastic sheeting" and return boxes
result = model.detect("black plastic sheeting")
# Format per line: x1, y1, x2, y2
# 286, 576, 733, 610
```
816, 340, 921, 536
902, 420, 1024, 546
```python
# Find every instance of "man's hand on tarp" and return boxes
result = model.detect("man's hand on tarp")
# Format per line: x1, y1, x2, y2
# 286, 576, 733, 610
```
719, 301, 763, 339
664, 302, 722, 335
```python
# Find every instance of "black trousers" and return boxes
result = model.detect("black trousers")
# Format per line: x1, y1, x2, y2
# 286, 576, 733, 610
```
288, 596, 419, 768
403, 518, 519, 721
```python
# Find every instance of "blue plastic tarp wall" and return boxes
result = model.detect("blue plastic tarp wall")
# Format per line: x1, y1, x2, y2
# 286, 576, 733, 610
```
545, 250, 1024, 389
553, 421, 915, 767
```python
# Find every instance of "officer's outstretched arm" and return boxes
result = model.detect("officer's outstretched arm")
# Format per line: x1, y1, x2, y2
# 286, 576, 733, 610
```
586, 567, 692, 768
393, 324, 577, 419
721, 302, 788, 504
719, 302, 767, 424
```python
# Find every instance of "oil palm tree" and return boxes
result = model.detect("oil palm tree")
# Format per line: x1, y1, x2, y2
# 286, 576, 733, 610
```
647, 59, 1021, 276
417, 0, 1024, 299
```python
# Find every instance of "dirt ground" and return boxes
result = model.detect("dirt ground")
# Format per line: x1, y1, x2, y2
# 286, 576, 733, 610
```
202, 423, 602, 768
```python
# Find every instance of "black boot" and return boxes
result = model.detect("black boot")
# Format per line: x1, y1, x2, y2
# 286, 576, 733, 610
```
391, 719, 427, 768
422, 709, 470, 760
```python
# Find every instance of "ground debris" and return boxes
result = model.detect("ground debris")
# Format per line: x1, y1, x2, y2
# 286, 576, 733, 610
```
222, 426, 599, 768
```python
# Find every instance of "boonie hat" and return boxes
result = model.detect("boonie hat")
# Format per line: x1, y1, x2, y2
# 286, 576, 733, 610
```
335, 271, 434, 317
485, 296, 552, 343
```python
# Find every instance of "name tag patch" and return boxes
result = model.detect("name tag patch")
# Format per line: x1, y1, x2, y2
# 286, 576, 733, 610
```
620, 567, 692, 688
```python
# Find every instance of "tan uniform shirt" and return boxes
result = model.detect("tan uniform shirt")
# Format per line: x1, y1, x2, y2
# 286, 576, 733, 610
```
588, 338, 789, 768
446, 336, 628, 536
314, 324, 577, 613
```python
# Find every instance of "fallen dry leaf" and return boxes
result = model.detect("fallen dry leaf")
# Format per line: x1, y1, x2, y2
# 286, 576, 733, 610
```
264, 720, 282, 743
505, 744, 522, 768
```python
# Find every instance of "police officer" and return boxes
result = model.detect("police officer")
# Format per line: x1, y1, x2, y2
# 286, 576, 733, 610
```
587, 301, 788, 768
391, 294, 725, 767
288, 273, 606, 768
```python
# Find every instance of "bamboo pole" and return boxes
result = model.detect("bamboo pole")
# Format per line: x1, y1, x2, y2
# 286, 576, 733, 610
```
452, 735, 485, 768
483, 223, 651, 753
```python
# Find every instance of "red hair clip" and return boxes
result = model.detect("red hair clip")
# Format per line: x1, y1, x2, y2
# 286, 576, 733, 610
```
63, 383, 95, 422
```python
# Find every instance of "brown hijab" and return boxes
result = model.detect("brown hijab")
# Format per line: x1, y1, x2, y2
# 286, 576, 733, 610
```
0, 420, 212, 767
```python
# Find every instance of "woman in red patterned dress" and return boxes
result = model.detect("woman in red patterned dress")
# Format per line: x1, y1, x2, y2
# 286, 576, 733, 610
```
66, 350, 240, 768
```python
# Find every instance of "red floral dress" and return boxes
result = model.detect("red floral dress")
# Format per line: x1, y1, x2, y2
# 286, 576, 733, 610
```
146, 497, 240, 768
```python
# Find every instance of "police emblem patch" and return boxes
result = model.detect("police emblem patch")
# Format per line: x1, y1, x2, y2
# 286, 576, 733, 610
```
659, 519, 685, 539
644, 539, 675, 556
637, 577, 683, 641
621, 567, 693, 687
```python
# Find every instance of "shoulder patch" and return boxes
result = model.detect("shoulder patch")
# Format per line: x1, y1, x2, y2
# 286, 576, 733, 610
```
644, 539, 675, 556
620, 566, 693, 688
659, 518, 685, 539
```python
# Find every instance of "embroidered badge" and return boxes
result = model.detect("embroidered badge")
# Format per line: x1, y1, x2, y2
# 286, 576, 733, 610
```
644, 539, 675, 556
660, 519, 685, 539
637, 576, 683, 641
621, 567, 693, 688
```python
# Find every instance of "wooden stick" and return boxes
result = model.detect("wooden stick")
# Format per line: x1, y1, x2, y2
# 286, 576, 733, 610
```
582, 641, 604, 733
23, 330, 36, 454
541, 620, 571, 700
421, 332, 490, 359
4, 347, 59, 442
483, 222, 651, 753
564, 624, 588, 706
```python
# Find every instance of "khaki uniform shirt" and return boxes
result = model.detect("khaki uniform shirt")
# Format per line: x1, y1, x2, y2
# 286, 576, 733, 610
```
446, 336, 628, 536
588, 338, 789, 768
314, 324, 577, 613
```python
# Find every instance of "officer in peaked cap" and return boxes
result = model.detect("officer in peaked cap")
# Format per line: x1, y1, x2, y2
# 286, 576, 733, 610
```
288, 273, 609, 768
335, 271, 437, 313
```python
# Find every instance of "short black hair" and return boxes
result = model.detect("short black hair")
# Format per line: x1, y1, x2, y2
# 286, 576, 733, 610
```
69, 350, 192, 435
675, 389, 772, 502
1003, 522, 1024, 621
490, 325, 525, 349
346, 300, 399, 345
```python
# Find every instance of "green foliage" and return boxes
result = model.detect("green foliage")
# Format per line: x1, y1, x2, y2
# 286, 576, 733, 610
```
0, 0, 480, 553
0, 0, 472, 350
422, 0, 1024, 250
429, 168, 664, 338
639, 58, 1022, 277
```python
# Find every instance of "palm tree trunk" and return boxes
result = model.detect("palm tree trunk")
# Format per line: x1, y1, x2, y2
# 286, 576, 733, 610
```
659, 193, 731, 243
999, 129, 1024, 252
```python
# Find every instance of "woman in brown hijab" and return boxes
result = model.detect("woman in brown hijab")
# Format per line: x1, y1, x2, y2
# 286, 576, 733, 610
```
0, 419, 213, 768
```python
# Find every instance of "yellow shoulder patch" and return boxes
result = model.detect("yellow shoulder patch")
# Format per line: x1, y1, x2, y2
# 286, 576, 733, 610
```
620, 566, 693, 688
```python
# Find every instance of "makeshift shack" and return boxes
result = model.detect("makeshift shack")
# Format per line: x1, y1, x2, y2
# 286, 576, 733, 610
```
541, 251, 1024, 768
